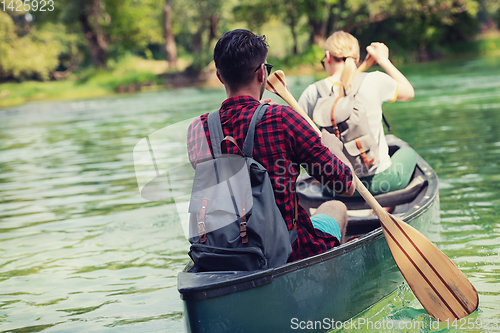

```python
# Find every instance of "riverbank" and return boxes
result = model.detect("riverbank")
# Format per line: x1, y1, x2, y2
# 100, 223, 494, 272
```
0, 56, 187, 109
1, 32, 499, 109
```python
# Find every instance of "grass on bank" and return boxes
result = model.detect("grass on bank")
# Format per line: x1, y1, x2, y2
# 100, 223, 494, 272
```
0, 56, 189, 108
1, 32, 500, 109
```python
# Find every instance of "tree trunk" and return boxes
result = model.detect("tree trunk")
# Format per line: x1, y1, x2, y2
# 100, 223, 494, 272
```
208, 13, 219, 45
193, 26, 203, 56
318, 2, 331, 46
164, 0, 177, 70
307, 2, 330, 46
308, 19, 322, 45
91, 0, 108, 52
79, 8, 107, 69
289, 15, 298, 54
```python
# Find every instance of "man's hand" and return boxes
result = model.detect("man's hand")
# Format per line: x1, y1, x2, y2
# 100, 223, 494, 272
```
321, 130, 352, 169
321, 129, 343, 152
260, 98, 279, 105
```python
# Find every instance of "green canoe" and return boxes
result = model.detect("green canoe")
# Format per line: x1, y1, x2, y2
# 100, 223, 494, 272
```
177, 135, 440, 332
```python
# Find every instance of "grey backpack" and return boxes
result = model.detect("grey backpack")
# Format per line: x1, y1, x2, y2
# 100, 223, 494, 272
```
312, 73, 387, 177
188, 104, 296, 272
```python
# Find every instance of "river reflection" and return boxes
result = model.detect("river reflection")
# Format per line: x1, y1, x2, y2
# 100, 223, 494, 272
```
0, 89, 223, 332
1, 56, 500, 332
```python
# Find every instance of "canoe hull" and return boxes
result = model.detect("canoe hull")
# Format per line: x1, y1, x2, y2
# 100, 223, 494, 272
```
182, 197, 439, 333
179, 136, 440, 332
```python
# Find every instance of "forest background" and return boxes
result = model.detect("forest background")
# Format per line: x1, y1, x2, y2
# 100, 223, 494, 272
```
1, 0, 500, 108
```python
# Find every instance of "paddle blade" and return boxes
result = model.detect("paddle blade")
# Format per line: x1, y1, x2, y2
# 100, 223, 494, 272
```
266, 70, 290, 102
379, 213, 478, 321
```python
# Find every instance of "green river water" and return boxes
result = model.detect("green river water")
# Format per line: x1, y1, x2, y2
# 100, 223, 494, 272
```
1, 55, 500, 332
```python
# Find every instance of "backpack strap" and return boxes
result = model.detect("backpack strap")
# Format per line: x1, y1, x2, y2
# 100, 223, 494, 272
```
241, 103, 299, 237
382, 114, 391, 132
311, 80, 332, 116
314, 79, 332, 98
207, 109, 247, 244
209, 103, 299, 241
242, 103, 269, 157
330, 73, 369, 138
350, 72, 368, 95
207, 104, 271, 158
207, 109, 224, 157
351, 73, 390, 131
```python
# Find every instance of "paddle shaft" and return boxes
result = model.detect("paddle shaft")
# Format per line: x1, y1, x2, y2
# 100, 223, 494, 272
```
356, 54, 376, 73
265, 74, 320, 133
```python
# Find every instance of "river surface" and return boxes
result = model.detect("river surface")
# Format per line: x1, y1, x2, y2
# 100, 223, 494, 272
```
1, 55, 500, 332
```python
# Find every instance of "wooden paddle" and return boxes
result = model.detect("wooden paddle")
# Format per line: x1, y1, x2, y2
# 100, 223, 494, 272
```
265, 70, 478, 321
356, 53, 377, 73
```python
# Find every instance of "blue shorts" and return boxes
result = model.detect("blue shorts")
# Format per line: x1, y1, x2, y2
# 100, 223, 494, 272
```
310, 214, 341, 242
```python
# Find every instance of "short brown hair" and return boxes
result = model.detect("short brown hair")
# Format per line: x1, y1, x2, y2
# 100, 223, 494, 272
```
214, 29, 268, 90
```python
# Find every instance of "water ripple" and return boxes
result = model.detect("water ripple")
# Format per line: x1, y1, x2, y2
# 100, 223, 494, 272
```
2, 58, 500, 332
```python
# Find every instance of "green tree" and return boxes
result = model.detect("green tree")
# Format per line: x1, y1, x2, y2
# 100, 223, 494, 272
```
164, 0, 177, 69
44, 0, 164, 68
0, 11, 79, 81
233, 0, 303, 54
172, 0, 224, 70
41, 0, 109, 68
352, 0, 479, 61
295, 0, 479, 59
303, 0, 333, 45
104, 0, 164, 57
476, 0, 500, 29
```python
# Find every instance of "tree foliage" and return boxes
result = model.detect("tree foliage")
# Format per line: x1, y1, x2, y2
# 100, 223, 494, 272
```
353, 0, 479, 60
0, 12, 80, 81
0, 0, 494, 82
170, 0, 225, 70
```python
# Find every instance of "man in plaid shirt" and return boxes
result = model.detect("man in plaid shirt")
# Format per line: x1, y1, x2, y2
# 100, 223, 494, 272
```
187, 29, 355, 262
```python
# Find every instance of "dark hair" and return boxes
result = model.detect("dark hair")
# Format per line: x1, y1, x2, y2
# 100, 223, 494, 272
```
214, 29, 268, 90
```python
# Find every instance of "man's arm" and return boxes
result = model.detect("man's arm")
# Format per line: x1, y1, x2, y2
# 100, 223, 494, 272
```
320, 130, 355, 196
186, 115, 211, 169
281, 107, 353, 196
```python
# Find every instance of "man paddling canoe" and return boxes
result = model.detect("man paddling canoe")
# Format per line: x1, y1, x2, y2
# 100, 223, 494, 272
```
186, 29, 354, 262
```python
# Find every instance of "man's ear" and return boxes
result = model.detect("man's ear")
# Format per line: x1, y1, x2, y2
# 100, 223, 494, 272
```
256, 64, 265, 83
216, 69, 224, 84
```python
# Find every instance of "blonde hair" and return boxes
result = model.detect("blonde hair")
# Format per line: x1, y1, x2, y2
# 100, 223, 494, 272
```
324, 31, 360, 93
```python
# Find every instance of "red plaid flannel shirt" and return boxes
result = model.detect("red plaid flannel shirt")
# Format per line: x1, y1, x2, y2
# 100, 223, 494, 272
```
186, 96, 352, 262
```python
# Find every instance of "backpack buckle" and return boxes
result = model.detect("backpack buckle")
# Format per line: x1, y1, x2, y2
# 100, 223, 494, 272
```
198, 199, 208, 243
240, 201, 248, 243
198, 222, 207, 243
240, 221, 248, 244
332, 126, 340, 139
